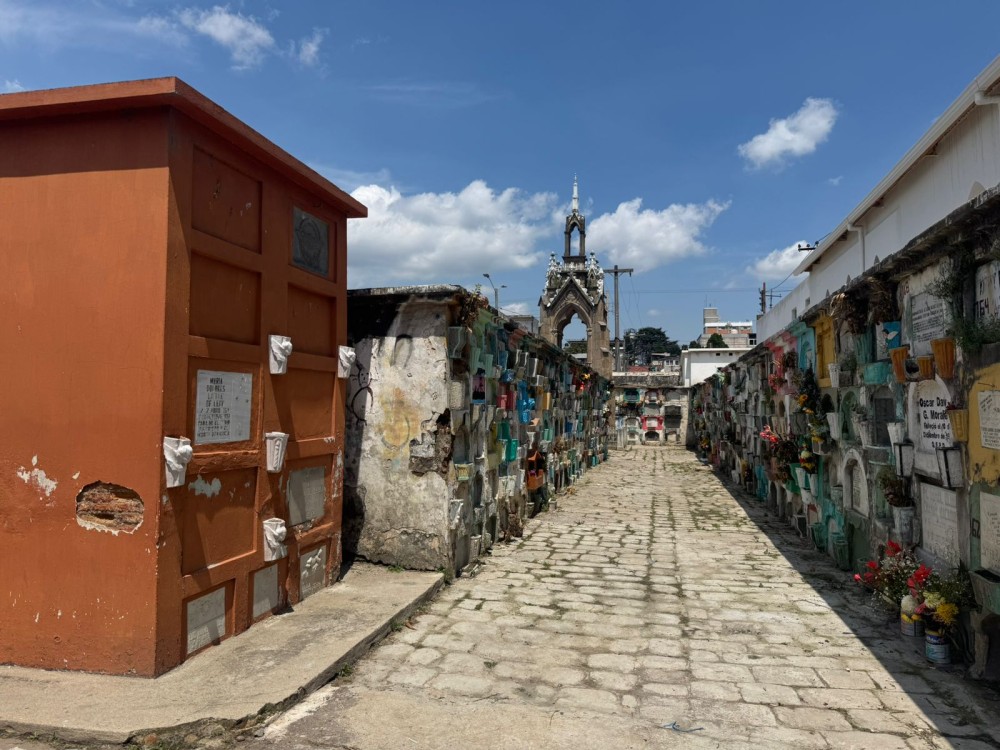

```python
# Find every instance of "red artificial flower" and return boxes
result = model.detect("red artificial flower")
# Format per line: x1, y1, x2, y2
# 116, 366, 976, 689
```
912, 564, 932, 585
853, 574, 862, 583
885, 541, 902, 557
866, 561, 879, 571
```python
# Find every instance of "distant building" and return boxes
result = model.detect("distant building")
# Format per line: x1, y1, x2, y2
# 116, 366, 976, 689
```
697, 307, 755, 348
510, 314, 539, 335
681, 346, 750, 386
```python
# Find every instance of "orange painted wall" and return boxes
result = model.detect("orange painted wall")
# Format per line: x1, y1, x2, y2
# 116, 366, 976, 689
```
0, 80, 363, 676
0, 109, 170, 675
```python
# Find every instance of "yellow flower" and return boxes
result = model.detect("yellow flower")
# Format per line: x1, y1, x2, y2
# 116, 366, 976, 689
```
934, 602, 959, 627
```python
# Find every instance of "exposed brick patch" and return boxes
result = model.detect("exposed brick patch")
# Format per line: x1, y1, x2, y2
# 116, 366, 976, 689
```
76, 481, 144, 532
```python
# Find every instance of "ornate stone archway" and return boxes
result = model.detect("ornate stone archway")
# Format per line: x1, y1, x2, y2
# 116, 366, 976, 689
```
539, 178, 611, 378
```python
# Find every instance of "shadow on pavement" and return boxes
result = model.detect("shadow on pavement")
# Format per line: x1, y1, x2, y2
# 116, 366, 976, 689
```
705, 459, 1000, 743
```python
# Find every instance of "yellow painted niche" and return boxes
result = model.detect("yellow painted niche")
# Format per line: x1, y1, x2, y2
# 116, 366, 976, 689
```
969, 361, 1000, 485
813, 314, 835, 388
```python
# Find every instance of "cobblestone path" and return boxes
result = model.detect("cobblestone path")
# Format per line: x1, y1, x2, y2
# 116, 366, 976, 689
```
255, 446, 1000, 750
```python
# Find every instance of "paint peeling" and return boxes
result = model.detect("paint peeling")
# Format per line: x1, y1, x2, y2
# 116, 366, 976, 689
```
72, 471, 80, 480
188, 475, 222, 498
16, 458, 58, 498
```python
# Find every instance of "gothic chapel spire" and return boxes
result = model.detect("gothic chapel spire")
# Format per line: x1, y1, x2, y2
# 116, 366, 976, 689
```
565, 175, 586, 258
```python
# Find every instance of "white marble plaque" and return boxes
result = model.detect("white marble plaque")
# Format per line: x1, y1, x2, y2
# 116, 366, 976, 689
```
252, 564, 280, 619
287, 466, 328, 526
975, 261, 1000, 321
186, 587, 227, 655
910, 292, 949, 356
194, 370, 253, 445
921, 484, 959, 564
915, 381, 953, 452
979, 391, 1000, 450
981, 491, 1000, 574
299, 545, 327, 599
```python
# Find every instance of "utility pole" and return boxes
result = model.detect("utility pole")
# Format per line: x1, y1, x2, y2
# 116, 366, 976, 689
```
482, 273, 506, 313
759, 282, 782, 313
604, 264, 634, 372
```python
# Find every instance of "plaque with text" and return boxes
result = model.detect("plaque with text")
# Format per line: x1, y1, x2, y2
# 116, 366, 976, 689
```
979, 390, 1000, 450
913, 380, 953, 453
980, 491, 1000, 573
975, 261, 1000, 321
194, 370, 253, 445
910, 292, 948, 355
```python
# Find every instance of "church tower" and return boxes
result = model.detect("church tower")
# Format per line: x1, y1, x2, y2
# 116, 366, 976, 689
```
539, 177, 612, 378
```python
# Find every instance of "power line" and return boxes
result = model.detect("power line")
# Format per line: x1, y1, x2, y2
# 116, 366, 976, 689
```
630, 287, 760, 294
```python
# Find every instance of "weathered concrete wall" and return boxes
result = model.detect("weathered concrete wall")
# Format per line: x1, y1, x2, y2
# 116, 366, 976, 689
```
347, 287, 613, 577
345, 298, 452, 571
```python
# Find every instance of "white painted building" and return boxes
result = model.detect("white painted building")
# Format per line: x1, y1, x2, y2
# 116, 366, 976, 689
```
681, 347, 750, 386
758, 55, 1000, 342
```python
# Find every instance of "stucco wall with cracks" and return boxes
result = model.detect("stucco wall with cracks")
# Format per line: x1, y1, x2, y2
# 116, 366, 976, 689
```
345, 298, 453, 570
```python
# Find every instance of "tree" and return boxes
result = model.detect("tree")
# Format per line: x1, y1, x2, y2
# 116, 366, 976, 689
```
563, 339, 588, 355
688, 339, 702, 349
625, 327, 677, 366
707, 333, 728, 348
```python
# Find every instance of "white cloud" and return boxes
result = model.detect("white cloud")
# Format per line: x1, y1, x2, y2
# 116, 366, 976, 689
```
501, 301, 534, 317
588, 198, 729, 273
738, 98, 838, 169
3, 79, 24, 92
828, 175, 843, 186
135, 15, 189, 46
347, 180, 559, 287
177, 5, 275, 70
292, 28, 326, 67
745, 240, 811, 281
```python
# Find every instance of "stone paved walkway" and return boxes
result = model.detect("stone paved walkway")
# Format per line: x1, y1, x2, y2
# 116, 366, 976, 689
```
252, 445, 1000, 750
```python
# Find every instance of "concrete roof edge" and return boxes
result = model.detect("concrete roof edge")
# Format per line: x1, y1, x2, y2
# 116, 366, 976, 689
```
0, 77, 367, 219
793, 54, 1000, 276
348, 284, 466, 298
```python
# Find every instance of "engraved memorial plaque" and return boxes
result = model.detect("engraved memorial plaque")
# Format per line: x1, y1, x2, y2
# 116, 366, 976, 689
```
979, 390, 1000, 450
186, 587, 227, 655
194, 370, 253, 445
292, 207, 329, 277
252, 564, 280, 619
299, 545, 327, 599
913, 380, 953, 453
909, 292, 948, 356
920, 484, 959, 564
287, 465, 328, 526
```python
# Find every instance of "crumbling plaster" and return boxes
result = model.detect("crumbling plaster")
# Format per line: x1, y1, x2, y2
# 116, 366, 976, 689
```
346, 299, 454, 571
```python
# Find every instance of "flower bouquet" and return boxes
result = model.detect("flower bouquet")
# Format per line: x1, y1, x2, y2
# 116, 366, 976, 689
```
855, 541, 919, 611
906, 564, 973, 663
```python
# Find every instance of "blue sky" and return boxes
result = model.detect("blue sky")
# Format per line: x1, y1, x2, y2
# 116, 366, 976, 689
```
3, 1, 1000, 344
